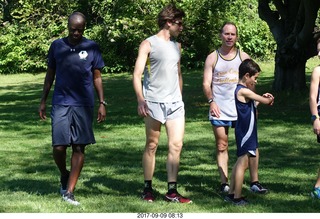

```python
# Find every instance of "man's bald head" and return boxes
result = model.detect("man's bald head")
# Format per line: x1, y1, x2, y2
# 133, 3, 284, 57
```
68, 12, 86, 27
67, 12, 86, 45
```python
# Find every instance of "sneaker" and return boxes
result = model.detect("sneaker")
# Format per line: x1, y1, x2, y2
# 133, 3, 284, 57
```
60, 170, 70, 195
224, 194, 234, 202
250, 182, 268, 194
62, 192, 80, 206
231, 197, 249, 206
311, 187, 320, 199
141, 190, 155, 202
164, 192, 192, 203
220, 183, 230, 193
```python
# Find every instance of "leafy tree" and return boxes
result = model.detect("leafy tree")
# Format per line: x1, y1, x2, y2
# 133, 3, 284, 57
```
0, 0, 78, 73
86, 0, 164, 72
0, 0, 275, 74
94, 0, 274, 71
258, 0, 320, 91
227, 1, 275, 59
176, 0, 233, 68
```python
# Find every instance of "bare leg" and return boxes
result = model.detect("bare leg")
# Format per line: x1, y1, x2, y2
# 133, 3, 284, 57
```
67, 145, 85, 193
213, 126, 229, 184
249, 148, 259, 183
165, 117, 184, 183
53, 145, 68, 176
231, 154, 249, 199
315, 169, 320, 187
143, 116, 161, 181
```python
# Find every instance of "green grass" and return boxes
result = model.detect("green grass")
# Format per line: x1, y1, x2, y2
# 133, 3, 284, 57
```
0, 58, 320, 213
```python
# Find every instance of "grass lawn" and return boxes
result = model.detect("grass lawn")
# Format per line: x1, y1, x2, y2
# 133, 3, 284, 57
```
0, 58, 319, 214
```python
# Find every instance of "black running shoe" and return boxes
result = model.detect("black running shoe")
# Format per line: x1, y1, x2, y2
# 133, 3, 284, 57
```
224, 194, 234, 202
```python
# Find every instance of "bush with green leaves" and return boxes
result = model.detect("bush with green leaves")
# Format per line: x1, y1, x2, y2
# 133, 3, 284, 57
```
0, 0, 275, 74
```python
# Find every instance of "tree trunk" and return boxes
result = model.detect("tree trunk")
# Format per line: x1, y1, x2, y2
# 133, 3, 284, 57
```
273, 51, 307, 91
258, 0, 319, 92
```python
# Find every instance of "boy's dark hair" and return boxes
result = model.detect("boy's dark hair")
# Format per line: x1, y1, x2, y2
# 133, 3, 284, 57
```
239, 59, 261, 78
157, 3, 185, 29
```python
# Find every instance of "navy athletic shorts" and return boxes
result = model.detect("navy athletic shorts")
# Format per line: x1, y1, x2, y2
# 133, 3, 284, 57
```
51, 105, 95, 146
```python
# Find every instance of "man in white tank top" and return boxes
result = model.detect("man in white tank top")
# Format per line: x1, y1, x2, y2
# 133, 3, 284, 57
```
203, 22, 268, 195
132, 4, 191, 203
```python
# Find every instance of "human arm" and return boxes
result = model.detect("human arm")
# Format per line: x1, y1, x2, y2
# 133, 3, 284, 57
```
309, 66, 320, 135
39, 67, 55, 120
240, 51, 251, 61
317, 38, 320, 58
203, 51, 221, 117
237, 87, 274, 106
93, 68, 106, 123
178, 43, 183, 93
239, 50, 260, 101
132, 40, 150, 117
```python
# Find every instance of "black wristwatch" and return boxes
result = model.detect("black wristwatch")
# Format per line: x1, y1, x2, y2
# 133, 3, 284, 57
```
311, 114, 319, 122
100, 100, 107, 106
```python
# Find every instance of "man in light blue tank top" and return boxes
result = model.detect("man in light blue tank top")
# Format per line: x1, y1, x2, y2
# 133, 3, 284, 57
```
203, 22, 268, 195
133, 4, 191, 203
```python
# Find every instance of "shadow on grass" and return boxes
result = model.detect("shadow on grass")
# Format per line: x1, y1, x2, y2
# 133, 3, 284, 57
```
0, 69, 318, 212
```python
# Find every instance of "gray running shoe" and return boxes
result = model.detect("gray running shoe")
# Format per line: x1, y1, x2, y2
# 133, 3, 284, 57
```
231, 197, 248, 206
62, 192, 80, 206
250, 182, 268, 194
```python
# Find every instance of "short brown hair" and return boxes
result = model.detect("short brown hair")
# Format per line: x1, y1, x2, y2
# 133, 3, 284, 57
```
157, 4, 185, 29
220, 21, 238, 36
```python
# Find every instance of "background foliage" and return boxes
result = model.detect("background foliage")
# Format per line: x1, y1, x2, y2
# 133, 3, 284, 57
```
0, 0, 275, 74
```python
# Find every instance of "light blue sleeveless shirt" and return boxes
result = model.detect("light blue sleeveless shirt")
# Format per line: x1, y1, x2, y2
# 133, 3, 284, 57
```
143, 35, 182, 103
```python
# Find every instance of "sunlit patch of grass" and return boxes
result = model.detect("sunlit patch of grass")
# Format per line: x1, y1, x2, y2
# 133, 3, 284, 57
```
0, 61, 319, 212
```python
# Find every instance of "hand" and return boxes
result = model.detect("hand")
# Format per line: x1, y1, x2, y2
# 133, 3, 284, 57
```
39, 103, 46, 120
97, 105, 106, 123
313, 119, 320, 135
263, 93, 274, 105
210, 102, 221, 118
137, 100, 148, 117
